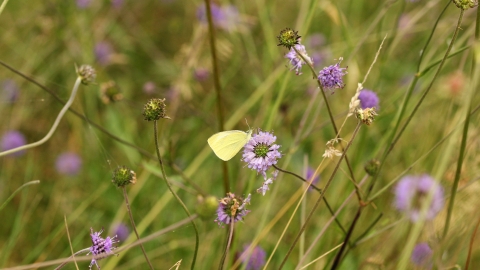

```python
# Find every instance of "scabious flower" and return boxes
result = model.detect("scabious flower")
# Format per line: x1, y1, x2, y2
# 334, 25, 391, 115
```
194, 68, 209, 82
285, 44, 312, 75
305, 167, 320, 190
88, 228, 118, 269
1, 80, 19, 102
55, 152, 82, 176
318, 58, 347, 94
394, 174, 444, 222
242, 130, 281, 177
358, 89, 379, 109
196, 3, 224, 25
112, 166, 137, 187
411, 243, 433, 268
215, 193, 251, 227
76, 0, 91, 9
240, 244, 267, 270
142, 98, 170, 121
111, 223, 129, 241
95, 42, 113, 66
77, 65, 96, 85
142, 81, 157, 95
1, 131, 26, 157
277, 28, 301, 50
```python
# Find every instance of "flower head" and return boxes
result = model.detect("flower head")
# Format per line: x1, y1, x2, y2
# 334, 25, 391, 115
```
100, 81, 123, 104
95, 42, 113, 66
88, 228, 118, 269
1, 80, 19, 103
355, 107, 377, 126
194, 68, 210, 82
411, 243, 433, 268
142, 98, 170, 121
394, 174, 444, 222
364, 159, 380, 177
142, 81, 157, 95
242, 131, 281, 177
55, 152, 82, 176
77, 65, 96, 85
305, 167, 320, 190
277, 28, 301, 49
215, 193, 251, 227
112, 166, 137, 187
196, 4, 240, 31
111, 223, 129, 241
453, 0, 477, 10
318, 58, 347, 93
1, 131, 26, 157
76, 0, 91, 8
240, 244, 267, 270
358, 89, 379, 109
285, 44, 312, 75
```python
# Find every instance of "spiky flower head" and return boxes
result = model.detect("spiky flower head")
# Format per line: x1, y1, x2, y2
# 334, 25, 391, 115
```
394, 174, 444, 222
215, 193, 251, 227
364, 159, 380, 177
355, 107, 377, 126
76, 65, 96, 85
112, 166, 137, 187
452, 0, 477, 10
88, 228, 118, 269
196, 195, 219, 220
277, 28, 301, 49
240, 244, 267, 270
285, 44, 312, 75
242, 130, 281, 177
142, 98, 170, 121
318, 58, 348, 94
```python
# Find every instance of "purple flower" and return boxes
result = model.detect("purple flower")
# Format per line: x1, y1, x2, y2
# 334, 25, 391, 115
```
394, 174, 444, 222
1, 131, 26, 157
305, 167, 320, 190
358, 89, 380, 109
285, 44, 312, 75
142, 81, 157, 95
88, 228, 118, 269
215, 193, 251, 227
94, 42, 113, 66
76, 0, 91, 9
240, 244, 266, 270
411, 243, 433, 268
307, 33, 326, 49
194, 68, 209, 82
1, 80, 19, 102
111, 223, 129, 241
242, 131, 281, 177
318, 58, 348, 93
196, 3, 224, 26
196, 4, 240, 31
111, 0, 123, 8
55, 152, 82, 176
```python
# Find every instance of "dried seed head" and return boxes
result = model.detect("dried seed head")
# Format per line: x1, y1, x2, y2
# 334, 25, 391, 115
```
77, 65, 97, 85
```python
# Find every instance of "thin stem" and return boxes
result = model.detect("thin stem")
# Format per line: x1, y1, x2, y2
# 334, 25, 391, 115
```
204, 0, 229, 193
278, 122, 362, 269
0, 0, 11, 17
293, 46, 362, 202
0, 180, 40, 212
465, 216, 480, 270
122, 187, 154, 270
0, 77, 81, 157
54, 248, 90, 270
153, 121, 199, 270
272, 164, 348, 236
367, 9, 465, 199
0, 59, 156, 160
444, 7, 477, 238
330, 207, 363, 269
218, 222, 235, 270
63, 216, 79, 270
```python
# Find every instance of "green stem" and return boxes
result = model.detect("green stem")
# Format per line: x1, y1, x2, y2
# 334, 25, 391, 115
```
218, 222, 235, 270
204, 0, 229, 193
122, 187, 154, 270
0, 60, 156, 160
278, 122, 362, 269
153, 121, 199, 270
0, 180, 40, 212
0, 77, 81, 157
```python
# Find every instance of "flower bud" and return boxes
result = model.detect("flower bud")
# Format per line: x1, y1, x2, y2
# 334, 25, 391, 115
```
76, 65, 96, 85
112, 165, 136, 187
143, 98, 170, 121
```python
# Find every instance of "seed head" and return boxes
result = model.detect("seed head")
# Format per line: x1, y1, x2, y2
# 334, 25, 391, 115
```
277, 28, 301, 49
76, 65, 96, 85
364, 159, 380, 177
355, 107, 377, 125
452, 0, 477, 10
143, 98, 170, 121
112, 166, 137, 187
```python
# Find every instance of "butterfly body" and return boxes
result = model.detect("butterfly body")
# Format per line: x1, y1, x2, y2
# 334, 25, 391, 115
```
207, 130, 253, 161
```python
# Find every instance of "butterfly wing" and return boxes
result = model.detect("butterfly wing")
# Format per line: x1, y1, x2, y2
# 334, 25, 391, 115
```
208, 130, 252, 161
